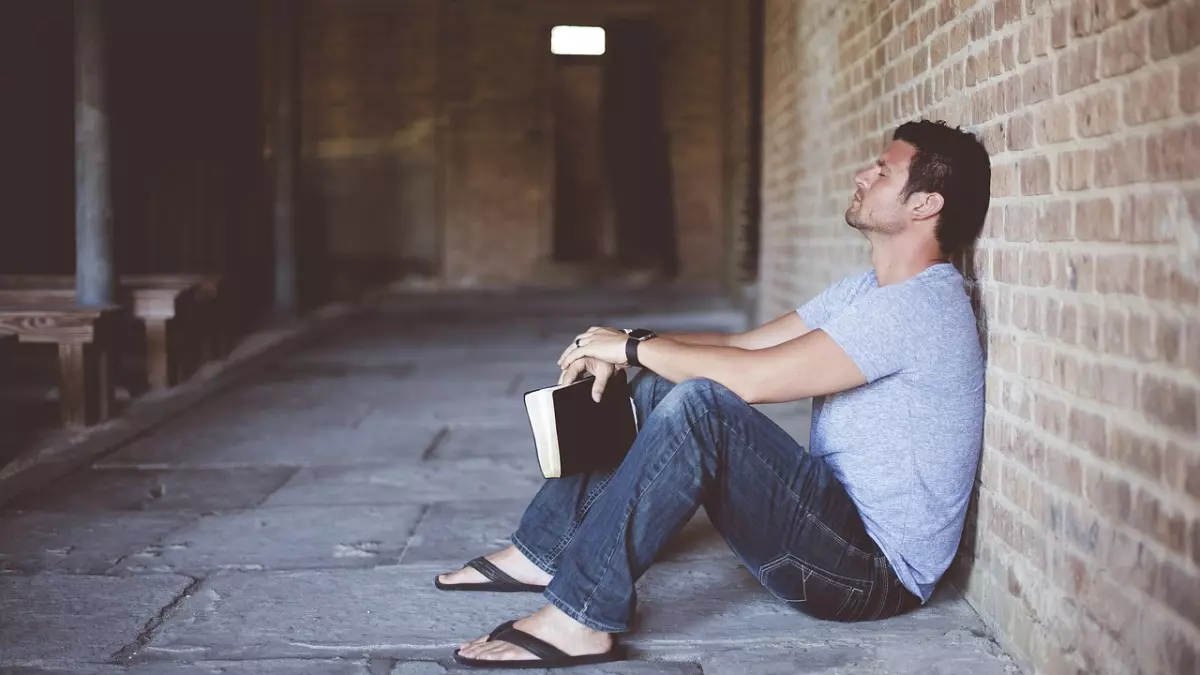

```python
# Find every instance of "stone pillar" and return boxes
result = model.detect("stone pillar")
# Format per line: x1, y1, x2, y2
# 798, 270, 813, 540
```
269, 0, 299, 318
74, 0, 116, 307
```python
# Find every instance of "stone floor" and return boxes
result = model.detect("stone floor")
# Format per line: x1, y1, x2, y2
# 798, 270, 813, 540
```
0, 290, 1021, 674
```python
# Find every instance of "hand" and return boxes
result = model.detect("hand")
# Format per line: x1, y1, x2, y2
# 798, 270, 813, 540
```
558, 357, 624, 403
558, 327, 629, 371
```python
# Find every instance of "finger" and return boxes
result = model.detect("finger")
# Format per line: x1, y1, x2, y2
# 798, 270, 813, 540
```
591, 368, 611, 403
559, 333, 591, 366
559, 358, 587, 385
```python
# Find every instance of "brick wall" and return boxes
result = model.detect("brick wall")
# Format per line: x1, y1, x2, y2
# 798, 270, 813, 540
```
760, 1, 1199, 673
302, 0, 743, 289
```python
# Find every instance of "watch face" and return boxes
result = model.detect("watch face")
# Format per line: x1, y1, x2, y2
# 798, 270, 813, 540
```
628, 329, 656, 340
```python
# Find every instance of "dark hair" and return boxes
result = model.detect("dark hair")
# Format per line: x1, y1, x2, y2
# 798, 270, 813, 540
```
892, 120, 992, 257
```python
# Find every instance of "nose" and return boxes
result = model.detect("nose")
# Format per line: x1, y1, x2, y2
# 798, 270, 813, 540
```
853, 167, 870, 190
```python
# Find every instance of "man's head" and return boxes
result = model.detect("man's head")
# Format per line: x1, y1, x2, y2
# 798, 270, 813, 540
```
845, 120, 991, 258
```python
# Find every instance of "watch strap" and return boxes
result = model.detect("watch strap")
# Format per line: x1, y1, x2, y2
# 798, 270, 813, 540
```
625, 336, 641, 368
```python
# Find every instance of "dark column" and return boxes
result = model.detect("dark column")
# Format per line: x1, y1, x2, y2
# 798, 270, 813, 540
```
269, 0, 298, 319
74, 0, 116, 307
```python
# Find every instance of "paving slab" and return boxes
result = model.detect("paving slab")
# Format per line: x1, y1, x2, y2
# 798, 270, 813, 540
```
3, 467, 296, 513
264, 461, 543, 508
426, 425, 537, 460
390, 660, 702, 674
112, 505, 424, 573
397, 499, 528, 566
95, 426, 442, 469
1, 660, 370, 675
0, 574, 193, 664
0, 511, 194, 574
143, 562, 987, 663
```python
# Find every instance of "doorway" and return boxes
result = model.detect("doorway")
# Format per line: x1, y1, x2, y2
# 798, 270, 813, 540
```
548, 21, 677, 278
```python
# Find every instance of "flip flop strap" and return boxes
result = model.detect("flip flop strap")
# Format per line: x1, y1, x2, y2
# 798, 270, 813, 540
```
491, 626, 570, 661
466, 557, 523, 587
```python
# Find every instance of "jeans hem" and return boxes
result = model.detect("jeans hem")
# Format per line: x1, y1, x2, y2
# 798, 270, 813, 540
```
544, 587, 628, 633
510, 534, 557, 577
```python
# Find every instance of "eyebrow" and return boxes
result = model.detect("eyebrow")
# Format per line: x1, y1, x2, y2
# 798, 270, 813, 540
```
876, 159, 889, 171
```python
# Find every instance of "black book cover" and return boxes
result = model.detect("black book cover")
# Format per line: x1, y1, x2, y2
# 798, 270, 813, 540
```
526, 370, 639, 477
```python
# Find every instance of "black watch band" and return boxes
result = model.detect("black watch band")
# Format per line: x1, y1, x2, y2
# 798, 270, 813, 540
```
625, 336, 642, 368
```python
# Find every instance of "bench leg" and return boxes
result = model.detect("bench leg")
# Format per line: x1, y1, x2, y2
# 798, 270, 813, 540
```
58, 343, 112, 428
145, 318, 171, 390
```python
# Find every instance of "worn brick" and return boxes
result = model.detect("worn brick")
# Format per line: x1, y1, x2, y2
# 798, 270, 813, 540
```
1021, 155, 1053, 195
1041, 199, 1073, 242
1130, 488, 1188, 554
1143, 256, 1200, 305
1107, 423, 1163, 481
1099, 16, 1148, 77
1093, 253, 1140, 295
1145, 123, 1200, 181
1075, 89, 1120, 137
1008, 113, 1035, 150
1125, 68, 1176, 126
1095, 137, 1145, 187
1182, 58, 1200, 113
1036, 101, 1073, 145
1023, 60, 1055, 104
1058, 41, 1099, 94
1140, 374, 1199, 435
1120, 191, 1179, 243
1075, 197, 1116, 241
1155, 560, 1200, 628
1057, 150, 1094, 191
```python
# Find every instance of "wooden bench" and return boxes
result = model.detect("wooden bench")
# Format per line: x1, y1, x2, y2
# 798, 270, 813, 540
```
0, 302, 121, 428
0, 274, 224, 390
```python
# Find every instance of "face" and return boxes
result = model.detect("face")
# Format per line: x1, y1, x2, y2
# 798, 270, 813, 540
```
845, 140, 918, 234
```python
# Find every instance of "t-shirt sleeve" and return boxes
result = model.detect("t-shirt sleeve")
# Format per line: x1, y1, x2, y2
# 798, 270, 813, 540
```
817, 285, 925, 383
796, 272, 871, 330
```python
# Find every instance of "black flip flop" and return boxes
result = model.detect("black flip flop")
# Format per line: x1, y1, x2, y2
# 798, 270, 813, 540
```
453, 619, 627, 670
433, 557, 547, 593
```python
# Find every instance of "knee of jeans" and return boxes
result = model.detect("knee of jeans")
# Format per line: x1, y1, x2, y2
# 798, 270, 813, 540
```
661, 377, 738, 414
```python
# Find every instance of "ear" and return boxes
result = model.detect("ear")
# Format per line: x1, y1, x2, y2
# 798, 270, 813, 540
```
909, 191, 945, 221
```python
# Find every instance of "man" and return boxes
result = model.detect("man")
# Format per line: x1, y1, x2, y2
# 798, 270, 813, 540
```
437, 119, 991, 669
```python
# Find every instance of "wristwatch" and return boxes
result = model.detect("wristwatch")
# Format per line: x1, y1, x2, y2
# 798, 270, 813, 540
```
622, 328, 658, 368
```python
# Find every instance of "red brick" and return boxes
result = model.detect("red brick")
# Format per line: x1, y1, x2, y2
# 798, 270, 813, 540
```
1139, 374, 1199, 435
1057, 41, 1099, 94
1075, 197, 1116, 241
992, 162, 1019, 197
1166, 1, 1200, 55
1095, 138, 1145, 187
1146, 124, 1200, 181
1093, 253, 1140, 295
1021, 155, 1052, 195
1125, 68, 1176, 125
1046, 449, 1084, 496
1041, 199, 1073, 242
1059, 253, 1095, 293
1018, 22, 1034, 63
1108, 528, 1159, 596
1051, 7, 1070, 49
1068, 407, 1107, 458
1130, 488, 1187, 554
1182, 59, 1200, 114
1008, 113, 1034, 150
1107, 423, 1162, 481
1098, 362, 1139, 409
1085, 465, 1132, 521
1154, 560, 1200, 629
1075, 89, 1120, 138
1057, 149, 1094, 191
1036, 100, 1074, 144
1023, 61, 1055, 104
1099, 16, 1148, 77
1143, 256, 1200, 305
1120, 192, 1179, 243
1104, 309, 1128, 356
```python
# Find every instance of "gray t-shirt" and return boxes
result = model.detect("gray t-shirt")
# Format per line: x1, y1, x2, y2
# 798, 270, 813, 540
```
796, 263, 984, 602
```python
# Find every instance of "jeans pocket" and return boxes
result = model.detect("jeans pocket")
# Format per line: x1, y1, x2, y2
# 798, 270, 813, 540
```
759, 554, 865, 621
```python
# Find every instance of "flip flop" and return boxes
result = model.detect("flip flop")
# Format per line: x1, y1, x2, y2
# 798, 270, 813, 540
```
453, 620, 628, 670
433, 557, 548, 593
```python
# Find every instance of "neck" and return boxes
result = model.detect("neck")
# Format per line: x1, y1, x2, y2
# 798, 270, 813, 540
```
867, 234, 947, 286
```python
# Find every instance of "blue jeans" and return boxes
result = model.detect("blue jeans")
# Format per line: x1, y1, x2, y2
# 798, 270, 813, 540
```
509, 370, 921, 633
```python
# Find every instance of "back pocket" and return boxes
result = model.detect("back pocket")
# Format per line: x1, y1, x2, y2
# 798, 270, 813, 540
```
759, 554, 865, 621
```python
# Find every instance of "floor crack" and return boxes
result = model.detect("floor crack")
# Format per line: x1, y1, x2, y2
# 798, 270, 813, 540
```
109, 575, 205, 664
397, 503, 433, 565
420, 427, 449, 461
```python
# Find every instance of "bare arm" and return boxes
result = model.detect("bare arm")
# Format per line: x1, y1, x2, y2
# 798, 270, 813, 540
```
634, 329, 865, 404
663, 310, 811, 350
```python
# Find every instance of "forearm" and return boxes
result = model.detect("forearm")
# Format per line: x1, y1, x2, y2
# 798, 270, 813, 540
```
658, 331, 735, 347
635, 338, 762, 401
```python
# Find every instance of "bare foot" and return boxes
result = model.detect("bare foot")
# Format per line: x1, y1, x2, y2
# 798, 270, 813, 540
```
436, 545, 552, 587
457, 604, 612, 662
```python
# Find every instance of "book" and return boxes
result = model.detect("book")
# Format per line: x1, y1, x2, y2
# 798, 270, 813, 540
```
523, 370, 640, 479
